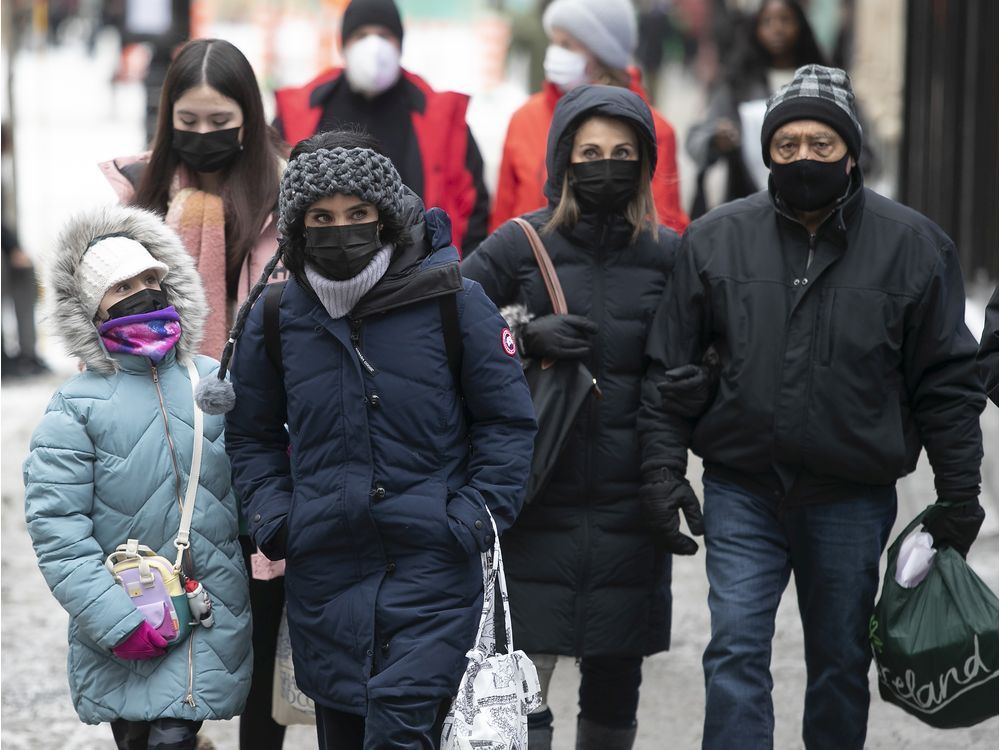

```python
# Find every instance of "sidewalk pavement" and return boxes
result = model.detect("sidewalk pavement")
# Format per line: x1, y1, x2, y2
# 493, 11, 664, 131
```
2, 367, 996, 750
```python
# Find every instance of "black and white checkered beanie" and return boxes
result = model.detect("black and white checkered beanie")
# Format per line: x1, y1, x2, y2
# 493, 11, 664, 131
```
760, 65, 862, 166
278, 147, 405, 241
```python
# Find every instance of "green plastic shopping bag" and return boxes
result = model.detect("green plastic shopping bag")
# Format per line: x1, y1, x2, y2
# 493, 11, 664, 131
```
869, 504, 999, 728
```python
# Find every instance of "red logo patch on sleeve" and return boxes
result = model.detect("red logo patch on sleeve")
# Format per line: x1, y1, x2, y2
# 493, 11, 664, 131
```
501, 327, 517, 357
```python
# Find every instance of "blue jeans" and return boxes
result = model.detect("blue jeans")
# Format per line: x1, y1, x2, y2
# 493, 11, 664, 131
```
701, 476, 896, 750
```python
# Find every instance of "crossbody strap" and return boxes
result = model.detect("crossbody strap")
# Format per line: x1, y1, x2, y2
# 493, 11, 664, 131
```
174, 358, 205, 571
512, 218, 567, 370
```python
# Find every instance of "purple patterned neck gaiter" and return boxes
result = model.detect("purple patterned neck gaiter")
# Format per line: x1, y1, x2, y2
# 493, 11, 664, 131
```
99, 306, 182, 364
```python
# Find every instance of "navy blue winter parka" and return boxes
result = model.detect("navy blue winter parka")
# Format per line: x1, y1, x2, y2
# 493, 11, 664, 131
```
225, 202, 536, 713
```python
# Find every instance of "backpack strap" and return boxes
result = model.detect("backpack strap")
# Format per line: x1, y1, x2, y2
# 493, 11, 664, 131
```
439, 293, 463, 389
263, 281, 287, 375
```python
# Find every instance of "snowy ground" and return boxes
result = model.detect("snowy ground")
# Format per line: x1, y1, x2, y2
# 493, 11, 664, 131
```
2, 37, 998, 750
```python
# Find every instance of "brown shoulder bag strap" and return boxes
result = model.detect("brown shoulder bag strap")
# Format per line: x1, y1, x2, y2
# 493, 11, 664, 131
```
512, 218, 566, 370
512, 218, 568, 315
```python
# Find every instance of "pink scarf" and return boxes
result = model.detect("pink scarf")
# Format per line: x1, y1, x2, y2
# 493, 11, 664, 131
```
165, 182, 228, 358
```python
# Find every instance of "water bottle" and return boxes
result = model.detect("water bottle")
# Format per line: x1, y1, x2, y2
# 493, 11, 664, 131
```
184, 578, 214, 628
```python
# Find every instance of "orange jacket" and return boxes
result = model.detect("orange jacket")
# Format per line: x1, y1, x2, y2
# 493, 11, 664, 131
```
275, 68, 486, 254
490, 71, 689, 233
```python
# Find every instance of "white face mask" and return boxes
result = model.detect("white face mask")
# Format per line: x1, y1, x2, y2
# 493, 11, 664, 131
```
344, 34, 402, 97
543, 44, 589, 92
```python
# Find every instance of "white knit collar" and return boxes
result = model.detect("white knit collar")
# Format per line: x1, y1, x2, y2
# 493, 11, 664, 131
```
304, 245, 393, 320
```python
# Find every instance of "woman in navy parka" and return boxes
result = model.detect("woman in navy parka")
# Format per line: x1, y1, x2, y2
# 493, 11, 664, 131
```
203, 130, 536, 749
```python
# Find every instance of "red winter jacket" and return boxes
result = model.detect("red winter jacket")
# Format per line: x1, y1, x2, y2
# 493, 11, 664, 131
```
490, 71, 689, 234
275, 68, 487, 254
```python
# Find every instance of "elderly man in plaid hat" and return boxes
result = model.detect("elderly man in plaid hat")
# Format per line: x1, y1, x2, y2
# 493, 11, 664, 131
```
639, 65, 986, 749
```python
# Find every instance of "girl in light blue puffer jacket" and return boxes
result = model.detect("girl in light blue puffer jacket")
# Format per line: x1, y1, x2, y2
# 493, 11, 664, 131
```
22, 204, 251, 749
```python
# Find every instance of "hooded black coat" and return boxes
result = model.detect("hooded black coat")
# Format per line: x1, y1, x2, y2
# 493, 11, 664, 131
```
462, 85, 681, 657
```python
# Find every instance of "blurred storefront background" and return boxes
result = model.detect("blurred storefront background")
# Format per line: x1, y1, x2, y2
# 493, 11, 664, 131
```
0, 0, 996, 285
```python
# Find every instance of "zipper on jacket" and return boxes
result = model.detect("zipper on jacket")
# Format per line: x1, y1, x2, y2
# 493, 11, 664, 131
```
151, 365, 185, 518
575, 240, 606, 655
151, 363, 197, 707
349, 317, 378, 376
806, 233, 816, 272
185, 632, 197, 707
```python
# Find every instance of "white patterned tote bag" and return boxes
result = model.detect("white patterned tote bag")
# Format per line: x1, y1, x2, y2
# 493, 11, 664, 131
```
441, 511, 543, 749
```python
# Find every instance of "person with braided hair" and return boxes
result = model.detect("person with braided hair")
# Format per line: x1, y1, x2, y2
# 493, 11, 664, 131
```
196, 129, 536, 749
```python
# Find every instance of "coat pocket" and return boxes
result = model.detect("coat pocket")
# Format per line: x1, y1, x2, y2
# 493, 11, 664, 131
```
816, 289, 836, 366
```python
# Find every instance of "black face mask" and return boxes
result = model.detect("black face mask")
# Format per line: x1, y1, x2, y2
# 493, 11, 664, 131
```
172, 127, 242, 173
106, 288, 169, 319
770, 154, 852, 212
569, 159, 641, 213
303, 222, 382, 281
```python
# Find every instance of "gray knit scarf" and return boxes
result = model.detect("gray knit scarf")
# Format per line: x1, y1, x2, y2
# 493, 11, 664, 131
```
304, 246, 393, 320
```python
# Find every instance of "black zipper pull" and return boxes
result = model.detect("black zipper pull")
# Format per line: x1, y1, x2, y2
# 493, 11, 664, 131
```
349, 317, 377, 376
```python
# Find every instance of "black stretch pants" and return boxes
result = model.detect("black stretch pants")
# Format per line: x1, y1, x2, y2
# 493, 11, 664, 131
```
111, 718, 202, 750
528, 654, 644, 731
239, 535, 287, 750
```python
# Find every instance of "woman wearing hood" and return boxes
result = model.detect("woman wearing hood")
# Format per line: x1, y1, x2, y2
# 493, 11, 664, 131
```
22, 205, 251, 749
463, 85, 712, 749
210, 129, 536, 749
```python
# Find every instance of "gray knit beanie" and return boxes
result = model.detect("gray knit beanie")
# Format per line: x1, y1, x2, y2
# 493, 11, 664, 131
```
760, 65, 863, 166
542, 0, 637, 71
278, 147, 406, 241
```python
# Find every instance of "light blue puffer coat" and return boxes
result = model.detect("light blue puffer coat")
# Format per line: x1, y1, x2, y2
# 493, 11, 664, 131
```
22, 205, 251, 724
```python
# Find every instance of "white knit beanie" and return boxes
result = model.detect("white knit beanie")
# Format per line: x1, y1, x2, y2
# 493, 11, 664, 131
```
543, 0, 638, 71
78, 235, 169, 317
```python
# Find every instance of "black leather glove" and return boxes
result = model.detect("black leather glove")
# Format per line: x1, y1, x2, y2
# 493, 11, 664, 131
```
639, 472, 705, 555
519, 314, 598, 360
923, 500, 985, 558
658, 364, 716, 417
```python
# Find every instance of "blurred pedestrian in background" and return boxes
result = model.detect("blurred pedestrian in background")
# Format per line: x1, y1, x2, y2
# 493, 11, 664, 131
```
210, 129, 535, 750
685, 0, 826, 216
273, 0, 489, 255
1, 222, 49, 379
641, 64, 987, 750
464, 85, 707, 750
100, 37, 289, 750
490, 0, 689, 235
119, 0, 191, 142
23, 204, 251, 750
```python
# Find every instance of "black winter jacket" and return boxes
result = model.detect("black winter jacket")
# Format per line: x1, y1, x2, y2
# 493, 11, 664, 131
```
463, 85, 681, 657
640, 175, 985, 506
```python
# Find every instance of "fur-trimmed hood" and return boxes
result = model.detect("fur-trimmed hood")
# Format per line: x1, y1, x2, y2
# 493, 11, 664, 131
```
47, 204, 206, 374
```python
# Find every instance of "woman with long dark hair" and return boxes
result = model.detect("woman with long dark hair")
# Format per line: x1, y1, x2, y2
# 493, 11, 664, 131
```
100, 37, 290, 750
686, 0, 826, 214
101, 38, 286, 356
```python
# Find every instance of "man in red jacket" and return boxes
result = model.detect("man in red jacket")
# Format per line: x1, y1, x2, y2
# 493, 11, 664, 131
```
490, 0, 689, 235
274, 0, 489, 254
